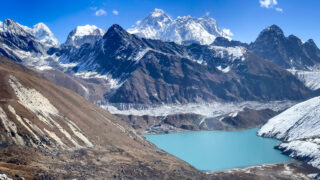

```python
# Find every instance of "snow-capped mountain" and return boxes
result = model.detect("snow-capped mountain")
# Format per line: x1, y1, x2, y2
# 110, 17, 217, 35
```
128, 8, 232, 45
31, 23, 59, 46
0, 20, 59, 47
0, 19, 315, 105
51, 24, 312, 104
258, 96, 320, 169
63, 25, 105, 48
0, 19, 47, 62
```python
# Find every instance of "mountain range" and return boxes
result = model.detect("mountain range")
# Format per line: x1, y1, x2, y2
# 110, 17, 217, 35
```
1, 17, 316, 105
128, 8, 232, 45
1, 8, 320, 179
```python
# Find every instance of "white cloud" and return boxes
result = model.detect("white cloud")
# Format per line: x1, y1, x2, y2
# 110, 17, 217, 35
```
112, 10, 119, 15
95, 9, 107, 16
260, 0, 278, 8
259, 0, 283, 12
222, 28, 234, 37
205, 12, 210, 16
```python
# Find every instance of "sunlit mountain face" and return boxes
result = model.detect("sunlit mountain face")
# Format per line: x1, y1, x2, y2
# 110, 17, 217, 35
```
0, 1, 320, 179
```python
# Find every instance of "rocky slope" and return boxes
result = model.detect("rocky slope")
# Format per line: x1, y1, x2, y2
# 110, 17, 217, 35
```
258, 96, 320, 170
0, 55, 208, 179
128, 8, 232, 45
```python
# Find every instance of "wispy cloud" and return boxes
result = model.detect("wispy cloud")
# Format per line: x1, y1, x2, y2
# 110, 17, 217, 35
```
222, 28, 234, 37
260, 0, 277, 8
259, 0, 283, 12
112, 10, 119, 15
95, 9, 107, 16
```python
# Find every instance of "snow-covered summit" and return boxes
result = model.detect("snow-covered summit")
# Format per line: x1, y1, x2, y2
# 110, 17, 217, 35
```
64, 25, 105, 48
0, 19, 58, 46
31, 23, 59, 46
0, 19, 31, 36
128, 8, 172, 39
128, 8, 232, 45
151, 8, 167, 18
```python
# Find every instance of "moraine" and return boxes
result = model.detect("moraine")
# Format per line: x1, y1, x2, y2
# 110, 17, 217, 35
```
145, 128, 292, 171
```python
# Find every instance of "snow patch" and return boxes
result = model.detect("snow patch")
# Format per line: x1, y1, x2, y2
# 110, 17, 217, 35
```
217, 66, 230, 73
279, 140, 320, 168
74, 71, 122, 89
134, 48, 150, 61
210, 46, 246, 62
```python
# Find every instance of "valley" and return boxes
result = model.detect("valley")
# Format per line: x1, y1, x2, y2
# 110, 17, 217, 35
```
0, 6, 320, 180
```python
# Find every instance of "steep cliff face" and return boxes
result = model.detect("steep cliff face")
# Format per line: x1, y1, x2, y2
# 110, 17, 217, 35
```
250, 25, 320, 70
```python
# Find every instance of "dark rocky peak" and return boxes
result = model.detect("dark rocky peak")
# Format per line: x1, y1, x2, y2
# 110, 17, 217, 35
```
212, 37, 248, 48
260, 24, 285, 37
103, 24, 145, 49
104, 24, 132, 40
304, 39, 319, 48
287, 35, 303, 45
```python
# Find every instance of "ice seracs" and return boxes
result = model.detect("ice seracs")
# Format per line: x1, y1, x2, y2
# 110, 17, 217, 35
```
64, 25, 105, 48
128, 8, 232, 45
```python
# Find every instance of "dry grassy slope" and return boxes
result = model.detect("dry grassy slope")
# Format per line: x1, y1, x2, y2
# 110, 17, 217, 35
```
0, 55, 206, 179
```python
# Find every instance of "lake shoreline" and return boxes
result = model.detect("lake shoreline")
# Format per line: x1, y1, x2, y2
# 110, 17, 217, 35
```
145, 128, 292, 171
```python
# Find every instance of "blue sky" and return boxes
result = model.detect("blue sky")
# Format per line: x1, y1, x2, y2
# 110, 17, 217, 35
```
0, 0, 319, 46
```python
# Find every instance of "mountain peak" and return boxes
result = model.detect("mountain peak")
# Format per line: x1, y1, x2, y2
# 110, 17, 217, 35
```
306, 39, 316, 46
64, 24, 105, 47
150, 8, 166, 18
262, 24, 284, 36
3, 18, 16, 25
108, 24, 125, 32
33, 22, 50, 32
128, 10, 231, 45
32, 22, 59, 46
0, 19, 31, 36
104, 24, 131, 40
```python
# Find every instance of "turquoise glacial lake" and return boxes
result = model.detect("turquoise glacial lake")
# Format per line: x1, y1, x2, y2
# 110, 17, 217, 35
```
144, 128, 292, 171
